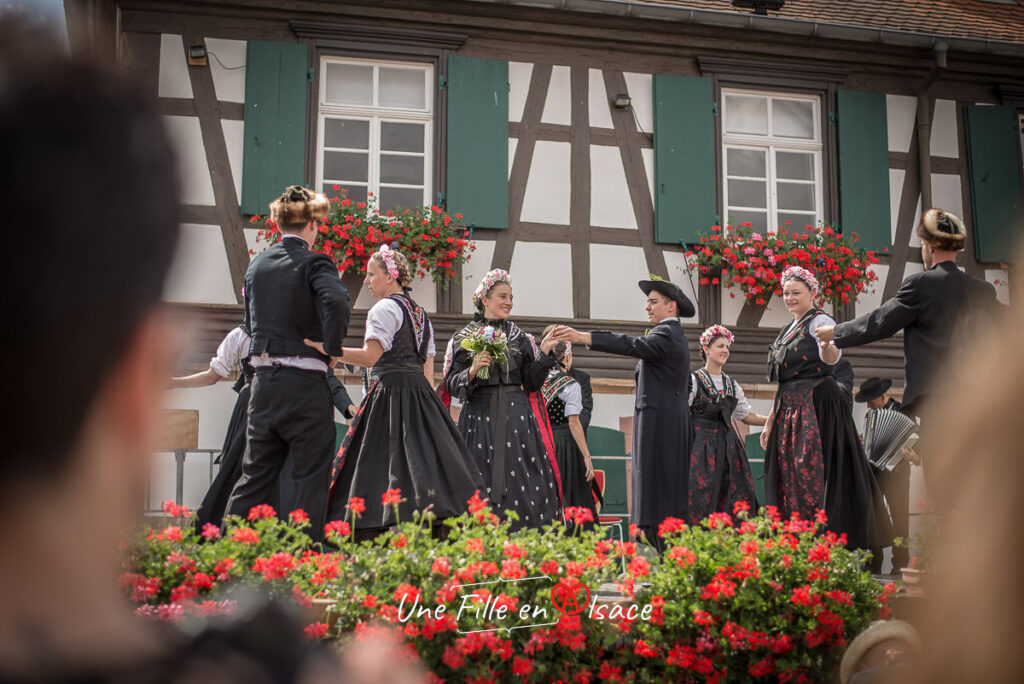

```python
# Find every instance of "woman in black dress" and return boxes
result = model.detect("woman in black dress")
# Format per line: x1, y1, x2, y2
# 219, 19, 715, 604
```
441, 269, 562, 530
687, 324, 766, 524
760, 267, 892, 549
315, 246, 483, 534
541, 341, 597, 524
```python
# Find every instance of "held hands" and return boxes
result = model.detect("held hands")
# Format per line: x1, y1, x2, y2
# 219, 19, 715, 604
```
814, 325, 835, 343
539, 330, 556, 355
549, 325, 590, 346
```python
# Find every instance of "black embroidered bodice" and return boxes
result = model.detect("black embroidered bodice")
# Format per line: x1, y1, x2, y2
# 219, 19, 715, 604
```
690, 370, 738, 424
768, 308, 834, 383
376, 293, 430, 367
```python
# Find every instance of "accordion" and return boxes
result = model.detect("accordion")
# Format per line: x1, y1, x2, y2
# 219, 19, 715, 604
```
863, 408, 917, 472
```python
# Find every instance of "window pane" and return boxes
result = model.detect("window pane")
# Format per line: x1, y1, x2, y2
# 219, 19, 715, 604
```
778, 212, 816, 231
777, 182, 815, 211
772, 99, 815, 139
323, 151, 368, 183
381, 122, 425, 153
724, 94, 767, 135
728, 179, 767, 209
776, 151, 815, 181
726, 148, 766, 178
324, 118, 369, 149
726, 210, 767, 233
379, 186, 425, 212
324, 63, 373, 106
379, 67, 426, 109
380, 154, 425, 185
323, 183, 367, 205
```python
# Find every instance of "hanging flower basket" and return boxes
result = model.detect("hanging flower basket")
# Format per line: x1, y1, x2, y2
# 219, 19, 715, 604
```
685, 222, 880, 310
251, 189, 476, 287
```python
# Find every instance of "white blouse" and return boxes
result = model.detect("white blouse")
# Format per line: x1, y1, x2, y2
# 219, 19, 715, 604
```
688, 372, 752, 421
210, 327, 250, 378
558, 379, 583, 416
364, 298, 436, 357
782, 313, 842, 364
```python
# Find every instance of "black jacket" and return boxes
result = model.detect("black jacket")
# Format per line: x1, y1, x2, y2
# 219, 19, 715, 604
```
834, 261, 999, 411
244, 237, 350, 362
590, 319, 693, 528
567, 367, 594, 432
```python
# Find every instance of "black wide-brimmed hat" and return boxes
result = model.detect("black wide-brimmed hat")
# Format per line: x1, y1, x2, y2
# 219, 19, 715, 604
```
855, 377, 892, 403
638, 276, 696, 318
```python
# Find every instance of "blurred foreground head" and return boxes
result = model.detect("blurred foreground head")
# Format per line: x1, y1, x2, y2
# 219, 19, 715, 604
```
0, 12, 180, 509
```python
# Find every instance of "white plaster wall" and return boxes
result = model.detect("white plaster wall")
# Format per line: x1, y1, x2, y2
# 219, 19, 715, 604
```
162, 115, 216, 206
930, 99, 959, 158
462, 239, 497, 314
205, 38, 246, 103
589, 244, 649, 321
720, 284, 744, 326
158, 34, 192, 99
508, 138, 518, 179
508, 242, 574, 318
590, 145, 636, 229
222, 119, 244, 203
908, 199, 923, 249
164, 224, 238, 304
590, 393, 637, 432
588, 68, 613, 129
760, 295, 793, 329
541, 65, 571, 126
662, 250, 701, 319
903, 262, 924, 279
244, 227, 264, 259
985, 268, 1010, 305
352, 273, 436, 311
855, 264, 889, 316
520, 141, 571, 225
508, 62, 533, 124
641, 147, 655, 203
931, 174, 963, 221
886, 94, 917, 154
889, 169, 905, 243
623, 72, 653, 133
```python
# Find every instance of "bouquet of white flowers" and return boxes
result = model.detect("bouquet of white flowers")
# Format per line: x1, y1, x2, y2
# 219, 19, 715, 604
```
460, 325, 510, 381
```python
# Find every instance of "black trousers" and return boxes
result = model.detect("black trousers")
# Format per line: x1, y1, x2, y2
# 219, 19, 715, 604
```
225, 367, 335, 542
870, 463, 910, 573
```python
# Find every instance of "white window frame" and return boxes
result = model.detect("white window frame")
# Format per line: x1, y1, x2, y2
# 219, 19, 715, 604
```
316, 56, 434, 210
721, 88, 824, 234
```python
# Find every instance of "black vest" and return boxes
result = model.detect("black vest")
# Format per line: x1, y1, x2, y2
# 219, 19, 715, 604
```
245, 238, 340, 363
770, 309, 834, 383
376, 294, 431, 366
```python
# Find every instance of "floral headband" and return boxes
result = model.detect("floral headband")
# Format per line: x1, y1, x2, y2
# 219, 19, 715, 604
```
700, 324, 734, 349
372, 243, 400, 280
472, 269, 513, 308
779, 266, 820, 294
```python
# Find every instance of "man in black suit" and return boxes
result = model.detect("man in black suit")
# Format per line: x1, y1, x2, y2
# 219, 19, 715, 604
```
816, 208, 999, 417
552, 276, 695, 551
856, 377, 910, 573
225, 186, 350, 542
817, 208, 1000, 505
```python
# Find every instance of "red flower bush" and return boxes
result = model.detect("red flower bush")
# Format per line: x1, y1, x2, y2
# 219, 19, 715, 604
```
686, 223, 880, 308
252, 190, 476, 285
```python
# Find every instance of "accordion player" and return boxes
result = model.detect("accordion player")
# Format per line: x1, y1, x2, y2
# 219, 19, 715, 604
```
863, 407, 918, 472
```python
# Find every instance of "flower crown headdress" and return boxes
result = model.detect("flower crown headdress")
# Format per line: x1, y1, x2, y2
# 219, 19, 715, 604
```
779, 266, 820, 294
472, 269, 513, 309
699, 324, 734, 350
374, 243, 400, 280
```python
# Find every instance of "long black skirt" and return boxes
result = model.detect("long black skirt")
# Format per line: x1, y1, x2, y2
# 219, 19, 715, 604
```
765, 377, 893, 549
551, 424, 597, 519
688, 416, 758, 525
459, 385, 560, 530
327, 366, 484, 530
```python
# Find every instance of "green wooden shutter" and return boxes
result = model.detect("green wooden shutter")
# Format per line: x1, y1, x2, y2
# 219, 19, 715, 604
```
241, 41, 308, 215
836, 89, 891, 253
653, 74, 716, 245
446, 55, 508, 229
965, 104, 1024, 263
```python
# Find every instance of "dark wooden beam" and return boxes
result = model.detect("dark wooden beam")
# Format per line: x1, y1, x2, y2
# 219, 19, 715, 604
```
569, 66, 592, 318
180, 204, 219, 224
495, 63, 552, 272
509, 122, 651, 148
883, 97, 930, 301
604, 70, 667, 278
64, 0, 118, 64
182, 34, 249, 304
120, 30, 161, 100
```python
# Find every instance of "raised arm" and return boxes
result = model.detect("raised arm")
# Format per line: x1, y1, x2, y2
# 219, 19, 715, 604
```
823, 279, 920, 349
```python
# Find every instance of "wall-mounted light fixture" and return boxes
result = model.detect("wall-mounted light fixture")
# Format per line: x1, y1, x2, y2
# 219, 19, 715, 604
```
612, 93, 632, 109
187, 45, 208, 67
